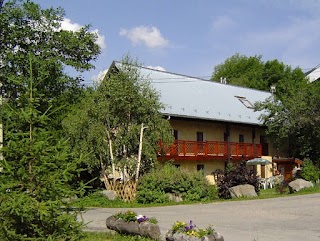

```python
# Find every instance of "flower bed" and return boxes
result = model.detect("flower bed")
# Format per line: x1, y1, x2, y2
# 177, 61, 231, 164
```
106, 211, 160, 240
165, 220, 224, 241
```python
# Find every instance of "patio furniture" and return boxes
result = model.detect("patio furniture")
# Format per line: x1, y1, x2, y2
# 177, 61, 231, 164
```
259, 178, 268, 190
268, 176, 275, 188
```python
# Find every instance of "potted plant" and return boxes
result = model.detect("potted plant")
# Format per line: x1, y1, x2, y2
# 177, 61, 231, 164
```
106, 210, 160, 240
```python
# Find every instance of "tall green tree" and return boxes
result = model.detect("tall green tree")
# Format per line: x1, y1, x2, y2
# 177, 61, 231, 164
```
211, 53, 305, 91
0, 56, 85, 240
63, 56, 173, 187
0, 0, 100, 129
256, 79, 320, 165
0, 0, 100, 239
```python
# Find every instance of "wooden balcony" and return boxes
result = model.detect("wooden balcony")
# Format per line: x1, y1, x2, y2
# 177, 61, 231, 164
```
158, 140, 262, 161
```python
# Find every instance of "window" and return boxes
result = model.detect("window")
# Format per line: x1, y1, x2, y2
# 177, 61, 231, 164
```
174, 130, 178, 140
224, 132, 228, 142
197, 132, 204, 142
197, 164, 204, 171
239, 134, 244, 143
235, 96, 254, 109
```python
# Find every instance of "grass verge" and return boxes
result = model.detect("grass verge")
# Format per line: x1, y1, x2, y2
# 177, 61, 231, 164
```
80, 231, 153, 241
73, 185, 320, 208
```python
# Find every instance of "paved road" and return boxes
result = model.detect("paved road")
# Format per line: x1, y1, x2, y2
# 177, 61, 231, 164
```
80, 193, 320, 241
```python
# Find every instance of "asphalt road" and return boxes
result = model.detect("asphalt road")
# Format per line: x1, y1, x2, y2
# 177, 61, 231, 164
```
80, 193, 320, 241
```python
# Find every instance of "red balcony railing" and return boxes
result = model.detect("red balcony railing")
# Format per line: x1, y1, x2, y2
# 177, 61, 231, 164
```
158, 140, 262, 161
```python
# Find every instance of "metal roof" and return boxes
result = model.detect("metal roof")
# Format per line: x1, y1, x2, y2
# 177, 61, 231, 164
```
306, 65, 320, 82
114, 61, 271, 126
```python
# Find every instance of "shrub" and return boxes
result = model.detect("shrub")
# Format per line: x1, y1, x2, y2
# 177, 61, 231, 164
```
113, 210, 158, 224
136, 163, 218, 204
217, 162, 260, 199
301, 159, 320, 183
274, 177, 289, 194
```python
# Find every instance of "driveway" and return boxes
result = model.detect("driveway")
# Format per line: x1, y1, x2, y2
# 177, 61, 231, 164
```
80, 193, 320, 241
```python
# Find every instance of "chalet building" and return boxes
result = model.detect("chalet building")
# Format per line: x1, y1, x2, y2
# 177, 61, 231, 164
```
110, 61, 289, 183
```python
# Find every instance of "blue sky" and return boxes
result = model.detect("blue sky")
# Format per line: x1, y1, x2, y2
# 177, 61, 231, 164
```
33, 0, 320, 85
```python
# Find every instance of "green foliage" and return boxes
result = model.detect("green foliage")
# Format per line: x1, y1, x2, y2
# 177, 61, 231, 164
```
212, 53, 305, 91
136, 163, 218, 204
0, 55, 86, 240
114, 211, 138, 222
274, 178, 289, 194
256, 80, 320, 163
80, 232, 154, 241
113, 210, 158, 224
301, 159, 320, 183
170, 220, 214, 238
0, 0, 100, 239
63, 55, 173, 183
0, 0, 100, 130
0, 192, 83, 240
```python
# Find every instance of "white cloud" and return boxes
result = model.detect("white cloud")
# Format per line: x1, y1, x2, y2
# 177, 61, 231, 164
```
92, 29, 106, 49
145, 65, 166, 71
119, 26, 169, 48
60, 18, 82, 31
60, 18, 106, 49
212, 15, 235, 30
92, 69, 108, 84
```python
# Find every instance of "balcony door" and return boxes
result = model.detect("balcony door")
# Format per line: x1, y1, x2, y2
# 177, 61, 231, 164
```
260, 135, 269, 156
197, 132, 205, 155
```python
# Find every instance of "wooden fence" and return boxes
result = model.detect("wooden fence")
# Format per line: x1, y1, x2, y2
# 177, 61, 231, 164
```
106, 180, 137, 202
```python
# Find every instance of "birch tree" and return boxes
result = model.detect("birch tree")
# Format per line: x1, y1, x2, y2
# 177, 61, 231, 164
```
64, 56, 173, 186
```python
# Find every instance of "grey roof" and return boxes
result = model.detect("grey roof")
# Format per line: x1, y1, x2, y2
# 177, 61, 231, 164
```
305, 65, 320, 82
113, 61, 271, 126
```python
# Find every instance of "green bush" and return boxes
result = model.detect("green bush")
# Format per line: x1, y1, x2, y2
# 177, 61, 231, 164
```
301, 159, 320, 183
0, 192, 83, 241
136, 164, 218, 204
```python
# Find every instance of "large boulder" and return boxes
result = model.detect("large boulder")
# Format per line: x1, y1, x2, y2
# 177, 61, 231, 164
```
229, 184, 257, 198
106, 216, 161, 240
288, 178, 314, 193
101, 190, 118, 200
167, 193, 183, 202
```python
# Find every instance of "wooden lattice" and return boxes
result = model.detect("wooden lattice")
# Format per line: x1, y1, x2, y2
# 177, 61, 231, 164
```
106, 180, 137, 202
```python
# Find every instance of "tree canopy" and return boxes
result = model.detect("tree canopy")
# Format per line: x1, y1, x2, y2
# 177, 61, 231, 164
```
211, 53, 305, 91
256, 79, 320, 165
63, 56, 173, 187
0, 0, 100, 239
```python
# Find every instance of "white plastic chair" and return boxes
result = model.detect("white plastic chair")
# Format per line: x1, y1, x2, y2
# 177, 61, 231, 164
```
259, 178, 267, 190
268, 176, 275, 188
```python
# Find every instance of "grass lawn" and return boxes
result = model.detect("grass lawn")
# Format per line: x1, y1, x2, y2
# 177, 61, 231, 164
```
73, 184, 320, 209
80, 232, 153, 241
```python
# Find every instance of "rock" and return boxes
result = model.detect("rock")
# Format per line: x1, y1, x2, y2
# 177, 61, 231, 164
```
101, 190, 118, 200
139, 221, 162, 240
288, 178, 314, 193
106, 216, 161, 240
61, 195, 78, 203
167, 193, 183, 202
165, 231, 224, 241
229, 184, 257, 198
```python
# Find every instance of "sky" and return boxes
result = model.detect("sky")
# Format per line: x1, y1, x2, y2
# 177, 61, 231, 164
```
32, 0, 320, 85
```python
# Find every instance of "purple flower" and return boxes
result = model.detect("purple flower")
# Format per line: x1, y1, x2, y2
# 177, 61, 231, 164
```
136, 215, 149, 223
184, 220, 196, 231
